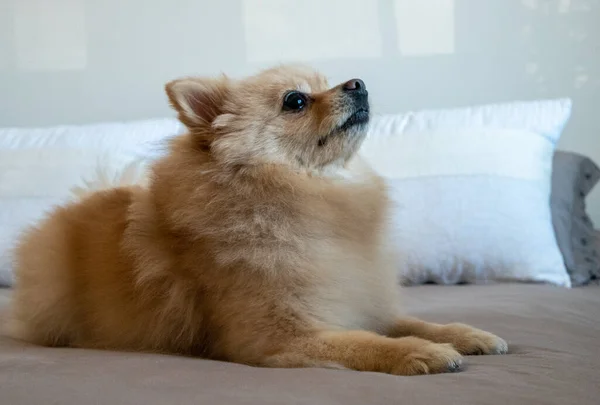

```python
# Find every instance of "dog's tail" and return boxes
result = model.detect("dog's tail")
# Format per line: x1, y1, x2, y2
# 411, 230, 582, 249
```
70, 157, 151, 199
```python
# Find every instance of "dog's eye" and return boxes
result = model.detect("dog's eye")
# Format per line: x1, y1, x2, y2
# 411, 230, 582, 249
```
282, 91, 307, 112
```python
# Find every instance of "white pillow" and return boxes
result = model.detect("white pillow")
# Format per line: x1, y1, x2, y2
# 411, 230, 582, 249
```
0, 100, 572, 288
360, 99, 573, 287
0, 118, 183, 286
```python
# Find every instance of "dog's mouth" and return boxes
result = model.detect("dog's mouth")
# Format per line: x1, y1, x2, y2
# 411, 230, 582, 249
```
317, 108, 370, 147
339, 107, 370, 132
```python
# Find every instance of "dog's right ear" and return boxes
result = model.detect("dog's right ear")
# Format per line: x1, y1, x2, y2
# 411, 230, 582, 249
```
165, 76, 229, 130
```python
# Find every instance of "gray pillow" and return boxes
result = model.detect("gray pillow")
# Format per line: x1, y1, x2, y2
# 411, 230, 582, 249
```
593, 230, 600, 282
551, 151, 600, 285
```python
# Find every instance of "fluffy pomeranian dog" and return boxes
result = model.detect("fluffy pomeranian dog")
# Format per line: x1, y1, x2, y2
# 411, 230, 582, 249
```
8, 65, 507, 375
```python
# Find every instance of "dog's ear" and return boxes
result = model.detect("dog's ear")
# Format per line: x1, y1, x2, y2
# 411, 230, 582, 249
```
165, 76, 229, 130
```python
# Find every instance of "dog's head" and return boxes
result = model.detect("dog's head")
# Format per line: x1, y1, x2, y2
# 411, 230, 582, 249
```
165, 65, 370, 170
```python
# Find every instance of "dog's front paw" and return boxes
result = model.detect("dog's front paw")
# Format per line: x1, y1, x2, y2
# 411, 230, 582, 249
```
393, 341, 463, 376
441, 323, 508, 355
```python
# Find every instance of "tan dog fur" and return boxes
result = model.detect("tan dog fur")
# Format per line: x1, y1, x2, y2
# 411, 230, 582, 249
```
8, 65, 507, 375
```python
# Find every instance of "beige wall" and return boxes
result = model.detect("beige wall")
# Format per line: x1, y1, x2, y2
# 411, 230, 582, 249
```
0, 0, 599, 222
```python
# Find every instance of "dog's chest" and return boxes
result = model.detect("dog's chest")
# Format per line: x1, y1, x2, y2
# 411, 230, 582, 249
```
298, 165, 399, 332
303, 239, 400, 334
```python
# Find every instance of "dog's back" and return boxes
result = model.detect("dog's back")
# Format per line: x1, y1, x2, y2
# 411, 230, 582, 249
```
11, 188, 159, 346
9, 188, 134, 346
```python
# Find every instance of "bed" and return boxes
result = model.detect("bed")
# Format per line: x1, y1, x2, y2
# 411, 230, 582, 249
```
1, 284, 599, 405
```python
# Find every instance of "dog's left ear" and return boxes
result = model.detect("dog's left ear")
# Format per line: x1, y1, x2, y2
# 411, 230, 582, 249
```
165, 76, 229, 130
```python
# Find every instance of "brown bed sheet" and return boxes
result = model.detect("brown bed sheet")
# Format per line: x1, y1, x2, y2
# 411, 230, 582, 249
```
1, 284, 599, 405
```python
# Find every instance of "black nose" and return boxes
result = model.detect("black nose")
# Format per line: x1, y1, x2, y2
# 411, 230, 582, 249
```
343, 79, 367, 93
